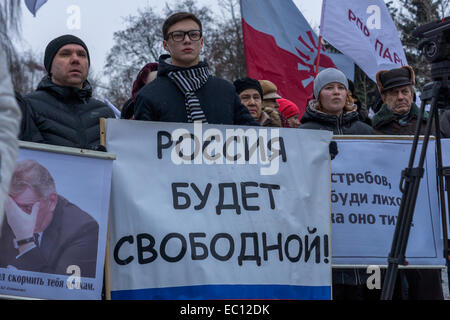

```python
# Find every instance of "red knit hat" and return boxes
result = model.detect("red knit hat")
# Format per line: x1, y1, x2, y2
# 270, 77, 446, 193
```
277, 98, 300, 119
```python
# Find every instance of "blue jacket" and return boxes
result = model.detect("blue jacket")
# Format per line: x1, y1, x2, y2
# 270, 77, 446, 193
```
134, 55, 258, 126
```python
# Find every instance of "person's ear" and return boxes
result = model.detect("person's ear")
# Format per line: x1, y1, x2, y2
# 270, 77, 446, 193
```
381, 93, 387, 104
48, 192, 58, 212
163, 39, 170, 52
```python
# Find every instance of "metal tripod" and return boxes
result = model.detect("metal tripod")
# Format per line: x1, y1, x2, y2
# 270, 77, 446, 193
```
380, 80, 449, 300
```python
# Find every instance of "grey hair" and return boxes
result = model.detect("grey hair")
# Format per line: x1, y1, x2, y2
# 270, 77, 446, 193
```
9, 160, 56, 198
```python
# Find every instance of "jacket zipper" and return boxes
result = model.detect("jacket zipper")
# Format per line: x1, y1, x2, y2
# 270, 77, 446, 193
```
336, 115, 343, 135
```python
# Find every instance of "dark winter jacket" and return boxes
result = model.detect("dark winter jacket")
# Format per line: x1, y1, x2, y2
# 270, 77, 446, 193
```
15, 92, 44, 143
299, 100, 375, 135
440, 110, 450, 138
22, 76, 115, 150
120, 98, 134, 119
300, 99, 374, 288
371, 103, 431, 135
134, 55, 258, 126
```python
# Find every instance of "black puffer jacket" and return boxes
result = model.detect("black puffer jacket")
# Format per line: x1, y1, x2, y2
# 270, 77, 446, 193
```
299, 100, 375, 135
134, 55, 257, 126
440, 110, 450, 138
23, 76, 115, 150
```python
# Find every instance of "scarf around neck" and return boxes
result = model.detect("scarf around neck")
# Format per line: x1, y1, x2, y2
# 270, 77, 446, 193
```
167, 64, 210, 123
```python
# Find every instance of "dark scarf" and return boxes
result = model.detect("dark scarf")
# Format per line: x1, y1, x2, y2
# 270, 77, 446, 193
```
167, 64, 210, 123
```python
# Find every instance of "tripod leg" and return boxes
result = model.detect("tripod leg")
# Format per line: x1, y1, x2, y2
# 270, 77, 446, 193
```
381, 82, 441, 300
434, 106, 449, 259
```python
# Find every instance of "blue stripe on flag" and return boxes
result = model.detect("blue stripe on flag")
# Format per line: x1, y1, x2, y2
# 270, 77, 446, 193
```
111, 284, 331, 300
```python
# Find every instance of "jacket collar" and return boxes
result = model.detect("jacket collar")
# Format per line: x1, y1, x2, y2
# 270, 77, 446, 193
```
157, 54, 209, 77
372, 102, 426, 128
301, 99, 359, 125
37, 76, 92, 102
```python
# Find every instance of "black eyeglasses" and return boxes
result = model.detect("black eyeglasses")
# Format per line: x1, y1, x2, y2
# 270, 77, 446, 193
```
167, 30, 202, 42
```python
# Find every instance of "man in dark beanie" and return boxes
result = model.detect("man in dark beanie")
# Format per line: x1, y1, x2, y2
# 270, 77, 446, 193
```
234, 77, 280, 127
21, 34, 114, 150
372, 65, 443, 300
134, 12, 256, 126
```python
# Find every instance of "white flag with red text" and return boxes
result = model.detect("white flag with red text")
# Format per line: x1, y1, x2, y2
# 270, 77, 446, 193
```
320, 0, 407, 82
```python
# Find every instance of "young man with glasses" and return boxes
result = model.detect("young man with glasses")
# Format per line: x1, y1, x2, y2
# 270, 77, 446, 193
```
134, 12, 257, 126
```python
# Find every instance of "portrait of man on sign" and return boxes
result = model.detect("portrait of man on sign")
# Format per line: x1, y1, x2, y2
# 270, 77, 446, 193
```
0, 160, 99, 278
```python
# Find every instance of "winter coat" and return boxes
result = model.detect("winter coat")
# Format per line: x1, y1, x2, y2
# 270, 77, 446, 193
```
120, 98, 134, 120
299, 100, 374, 289
0, 48, 21, 220
259, 108, 281, 127
440, 110, 450, 138
134, 55, 258, 126
15, 92, 44, 143
299, 100, 375, 135
22, 76, 115, 150
371, 103, 430, 135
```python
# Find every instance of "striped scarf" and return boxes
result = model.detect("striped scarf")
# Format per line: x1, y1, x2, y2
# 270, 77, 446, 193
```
168, 65, 210, 123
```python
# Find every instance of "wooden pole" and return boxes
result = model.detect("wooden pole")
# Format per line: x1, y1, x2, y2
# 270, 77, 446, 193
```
99, 118, 111, 300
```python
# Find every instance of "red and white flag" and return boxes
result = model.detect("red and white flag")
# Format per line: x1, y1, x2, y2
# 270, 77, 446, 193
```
240, 0, 337, 111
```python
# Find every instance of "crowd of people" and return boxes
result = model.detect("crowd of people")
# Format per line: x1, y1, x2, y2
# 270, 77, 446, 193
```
1, 9, 450, 300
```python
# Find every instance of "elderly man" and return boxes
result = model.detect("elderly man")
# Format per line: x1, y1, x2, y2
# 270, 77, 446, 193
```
134, 12, 257, 126
233, 77, 281, 127
22, 35, 115, 150
372, 66, 427, 135
0, 160, 99, 278
372, 65, 443, 300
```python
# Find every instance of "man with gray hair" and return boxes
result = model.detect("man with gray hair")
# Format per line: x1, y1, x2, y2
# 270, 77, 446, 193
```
372, 66, 426, 135
0, 160, 99, 278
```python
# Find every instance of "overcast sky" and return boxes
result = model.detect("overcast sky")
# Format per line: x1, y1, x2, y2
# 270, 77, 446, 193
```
18, 0, 323, 76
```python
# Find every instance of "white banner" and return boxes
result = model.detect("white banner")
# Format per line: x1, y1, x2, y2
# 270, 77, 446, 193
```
320, 0, 407, 82
331, 138, 444, 266
0, 144, 113, 299
106, 119, 333, 300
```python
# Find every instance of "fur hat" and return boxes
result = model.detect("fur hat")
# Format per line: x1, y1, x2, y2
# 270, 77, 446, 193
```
233, 77, 263, 98
44, 34, 90, 73
313, 68, 348, 99
258, 80, 282, 100
376, 66, 415, 93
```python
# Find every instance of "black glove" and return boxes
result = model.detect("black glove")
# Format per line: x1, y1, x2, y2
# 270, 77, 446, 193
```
92, 144, 107, 152
329, 141, 338, 160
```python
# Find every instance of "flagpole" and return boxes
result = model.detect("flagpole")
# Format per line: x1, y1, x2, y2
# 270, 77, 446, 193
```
314, 35, 322, 77
315, 0, 327, 77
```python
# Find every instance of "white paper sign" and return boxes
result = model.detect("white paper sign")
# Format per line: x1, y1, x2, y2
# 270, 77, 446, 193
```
331, 139, 443, 266
0, 145, 112, 300
106, 120, 333, 300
